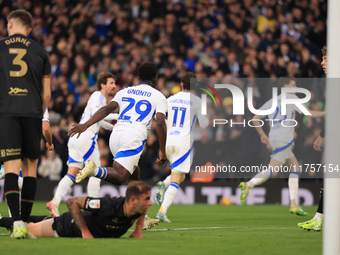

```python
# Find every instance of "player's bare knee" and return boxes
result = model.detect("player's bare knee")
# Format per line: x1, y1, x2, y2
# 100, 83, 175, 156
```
68, 166, 80, 177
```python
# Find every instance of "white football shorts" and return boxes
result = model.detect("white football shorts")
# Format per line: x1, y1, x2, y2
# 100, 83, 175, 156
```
166, 146, 193, 174
269, 139, 295, 164
109, 129, 145, 174
67, 135, 100, 168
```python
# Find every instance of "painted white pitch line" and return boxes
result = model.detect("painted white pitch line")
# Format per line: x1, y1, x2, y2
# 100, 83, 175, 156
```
135, 226, 296, 232
0, 227, 297, 236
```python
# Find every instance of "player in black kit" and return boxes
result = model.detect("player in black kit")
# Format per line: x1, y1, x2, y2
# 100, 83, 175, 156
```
0, 181, 153, 239
297, 45, 327, 231
0, 10, 51, 239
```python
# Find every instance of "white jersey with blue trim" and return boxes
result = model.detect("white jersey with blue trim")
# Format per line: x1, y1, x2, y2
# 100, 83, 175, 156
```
77, 91, 108, 140
259, 93, 308, 143
112, 84, 167, 139
166, 92, 208, 150
42, 109, 49, 122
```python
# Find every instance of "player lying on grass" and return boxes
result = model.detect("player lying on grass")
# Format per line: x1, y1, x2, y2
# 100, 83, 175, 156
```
239, 77, 326, 215
0, 181, 154, 238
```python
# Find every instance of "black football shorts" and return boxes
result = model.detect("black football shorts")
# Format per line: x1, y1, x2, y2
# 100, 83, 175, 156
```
0, 117, 42, 161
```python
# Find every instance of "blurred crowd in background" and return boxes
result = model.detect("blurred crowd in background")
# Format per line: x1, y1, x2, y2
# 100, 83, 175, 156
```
0, 0, 327, 182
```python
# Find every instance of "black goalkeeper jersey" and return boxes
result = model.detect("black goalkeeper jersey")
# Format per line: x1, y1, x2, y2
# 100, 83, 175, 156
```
82, 196, 142, 238
0, 34, 50, 118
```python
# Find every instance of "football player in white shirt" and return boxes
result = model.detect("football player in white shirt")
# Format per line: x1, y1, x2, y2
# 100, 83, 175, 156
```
239, 77, 326, 215
46, 72, 117, 217
68, 62, 167, 234
154, 72, 209, 223
69, 62, 167, 184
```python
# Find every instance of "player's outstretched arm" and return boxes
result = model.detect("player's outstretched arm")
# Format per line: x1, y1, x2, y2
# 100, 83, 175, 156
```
66, 197, 94, 239
155, 112, 167, 165
68, 101, 119, 138
129, 214, 144, 238
42, 120, 54, 150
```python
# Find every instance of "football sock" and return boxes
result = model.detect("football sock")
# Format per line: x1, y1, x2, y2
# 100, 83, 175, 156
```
314, 212, 324, 222
163, 175, 171, 189
21, 177, 37, 223
4, 173, 21, 221
94, 167, 107, 179
316, 187, 323, 214
0, 216, 51, 230
247, 169, 272, 189
0, 216, 14, 230
160, 181, 179, 213
29, 215, 52, 223
288, 172, 299, 207
13, 220, 24, 228
52, 174, 75, 206
87, 177, 101, 197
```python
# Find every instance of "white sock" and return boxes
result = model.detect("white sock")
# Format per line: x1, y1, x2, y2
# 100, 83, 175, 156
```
93, 167, 99, 176
289, 173, 299, 207
247, 170, 272, 188
13, 220, 24, 228
163, 175, 171, 189
160, 182, 179, 213
87, 177, 101, 197
314, 212, 324, 221
52, 174, 75, 206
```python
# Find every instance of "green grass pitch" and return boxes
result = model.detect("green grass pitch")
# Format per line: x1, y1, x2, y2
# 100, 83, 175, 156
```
0, 202, 321, 255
